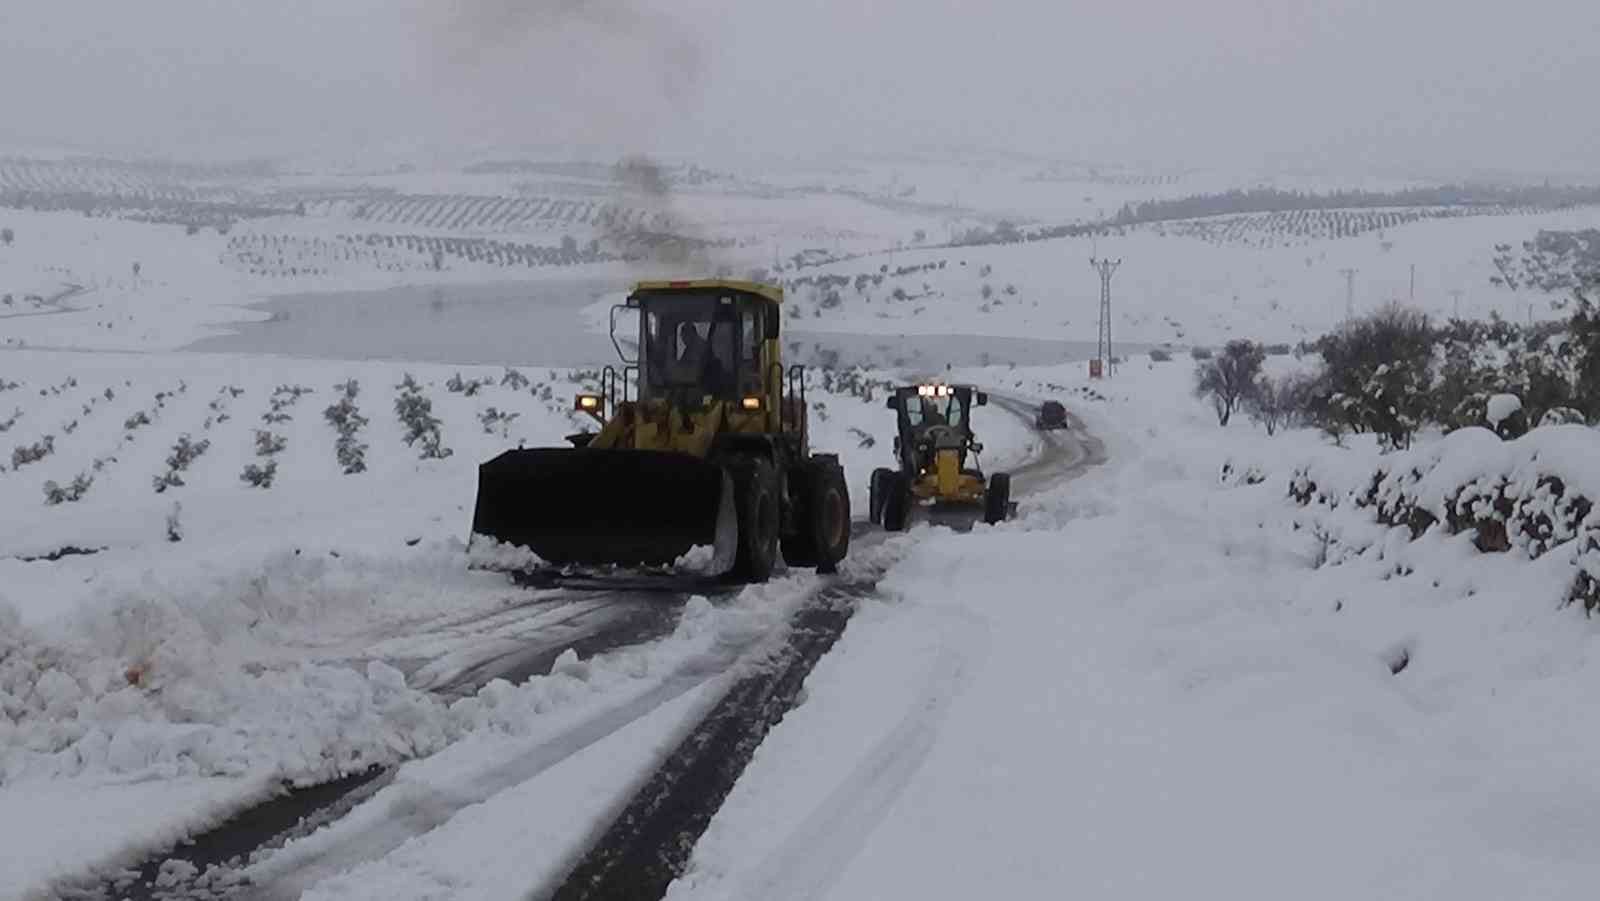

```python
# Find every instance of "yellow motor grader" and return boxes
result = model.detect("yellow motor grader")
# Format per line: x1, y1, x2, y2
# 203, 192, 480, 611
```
869, 383, 1012, 531
470, 279, 851, 582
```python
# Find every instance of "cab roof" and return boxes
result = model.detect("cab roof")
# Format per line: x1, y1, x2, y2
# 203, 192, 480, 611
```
631, 279, 784, 305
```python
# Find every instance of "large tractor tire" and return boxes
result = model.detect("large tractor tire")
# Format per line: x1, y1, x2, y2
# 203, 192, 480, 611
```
983, 472, 1012, 525
783, 457, 852, 574
881, 471, 913, 533
728, 457, 780, 583
868, 467, 896, 526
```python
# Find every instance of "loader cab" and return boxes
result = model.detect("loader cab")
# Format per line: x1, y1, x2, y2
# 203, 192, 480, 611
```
622, 281, 781, 407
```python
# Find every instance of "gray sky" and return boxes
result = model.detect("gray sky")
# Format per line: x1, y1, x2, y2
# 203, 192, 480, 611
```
1, 0, 1596, 176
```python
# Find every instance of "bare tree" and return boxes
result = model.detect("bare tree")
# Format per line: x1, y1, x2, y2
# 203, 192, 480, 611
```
1193, 339, 1266, 426
1246, 372, 1312, 435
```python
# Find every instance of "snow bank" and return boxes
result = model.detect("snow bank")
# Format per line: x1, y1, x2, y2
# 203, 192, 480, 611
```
1279, 425, 1600, 609
0, 544, 516, 786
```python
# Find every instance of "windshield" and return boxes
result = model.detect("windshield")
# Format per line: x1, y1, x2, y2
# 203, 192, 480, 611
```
640, 294, 744, 399
903, 392, 965, 429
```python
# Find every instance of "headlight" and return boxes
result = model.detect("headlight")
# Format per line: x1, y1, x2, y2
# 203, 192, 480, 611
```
740, 396, 764, 411
575, 394, 603, 412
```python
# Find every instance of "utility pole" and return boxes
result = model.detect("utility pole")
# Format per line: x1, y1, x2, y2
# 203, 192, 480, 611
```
1449, 289, 1464, 320
1409, 264, 1416, 303
1090, 256, 1120, 377
1338, 268, 1357, 322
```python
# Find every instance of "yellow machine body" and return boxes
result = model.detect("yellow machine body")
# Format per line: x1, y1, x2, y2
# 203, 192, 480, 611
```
470, 279, 832, 571
910, 448, 987, 503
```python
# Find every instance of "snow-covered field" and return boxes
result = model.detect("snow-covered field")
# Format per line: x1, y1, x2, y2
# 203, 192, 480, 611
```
4, 151, 1600, 899
6, 154, 1595, 356
779, 206, 1600, 346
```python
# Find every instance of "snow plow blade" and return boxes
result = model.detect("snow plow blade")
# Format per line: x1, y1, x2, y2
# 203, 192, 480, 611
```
470, 448, 727, 568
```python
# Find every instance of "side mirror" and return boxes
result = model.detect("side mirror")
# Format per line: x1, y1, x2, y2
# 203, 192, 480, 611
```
885, 396, 897, 410
976, 392, 988, 406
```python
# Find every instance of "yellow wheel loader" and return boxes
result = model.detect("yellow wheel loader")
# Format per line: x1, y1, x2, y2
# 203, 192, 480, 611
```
471, 279, 851, 582
868, 383, 1012, 532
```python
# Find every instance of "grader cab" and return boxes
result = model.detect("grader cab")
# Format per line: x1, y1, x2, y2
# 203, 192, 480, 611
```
471, 280, 851, 582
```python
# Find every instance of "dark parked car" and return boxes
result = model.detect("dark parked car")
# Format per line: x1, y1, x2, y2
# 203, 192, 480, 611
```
1036, 400, 1068, 430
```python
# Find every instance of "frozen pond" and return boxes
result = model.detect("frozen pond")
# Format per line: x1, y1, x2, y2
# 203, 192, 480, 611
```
187, 280, 1126, 370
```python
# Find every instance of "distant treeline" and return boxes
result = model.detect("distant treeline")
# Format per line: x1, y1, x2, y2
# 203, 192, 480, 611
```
1110, 184, 1600, 226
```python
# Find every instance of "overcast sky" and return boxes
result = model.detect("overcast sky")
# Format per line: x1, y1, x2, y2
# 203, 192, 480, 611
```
1, 0, 1596, 175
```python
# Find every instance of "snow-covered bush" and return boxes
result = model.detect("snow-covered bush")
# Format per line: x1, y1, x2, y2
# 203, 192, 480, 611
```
240, 460, 278, 489
0, 378, 19, 392
0, 409, 19, 433
43, 472, 92, 505
1283, 427, 1600, 607
323, 379, 369, 474
500, 368, 531, 391
395, 374, 452, 460
123, 410, 152, 431
446, 372, 492, 396
254, 430, 287, 457
152, 435, 212, 493
478, 406, 520, 436
263, 384, 313, 424
1539, 407, 1587, 427
11, 435, 54, 468
818, 367, 896, 404
203, 386, 241, 430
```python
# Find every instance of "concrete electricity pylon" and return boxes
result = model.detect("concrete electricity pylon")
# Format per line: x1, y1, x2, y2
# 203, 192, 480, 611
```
1090, 256, 1121, 377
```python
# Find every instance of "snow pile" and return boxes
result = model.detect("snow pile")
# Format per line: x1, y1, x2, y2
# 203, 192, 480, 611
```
464, 535, 545, 572
0, 544, 522, 785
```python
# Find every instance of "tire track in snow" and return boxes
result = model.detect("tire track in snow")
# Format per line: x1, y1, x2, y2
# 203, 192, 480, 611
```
543, 581, 872, 901
242, 652, 740, 901
722, 607, 990, 901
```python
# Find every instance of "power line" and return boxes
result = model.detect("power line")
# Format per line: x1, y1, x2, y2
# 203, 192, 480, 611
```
1090, 256, 1120, 377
